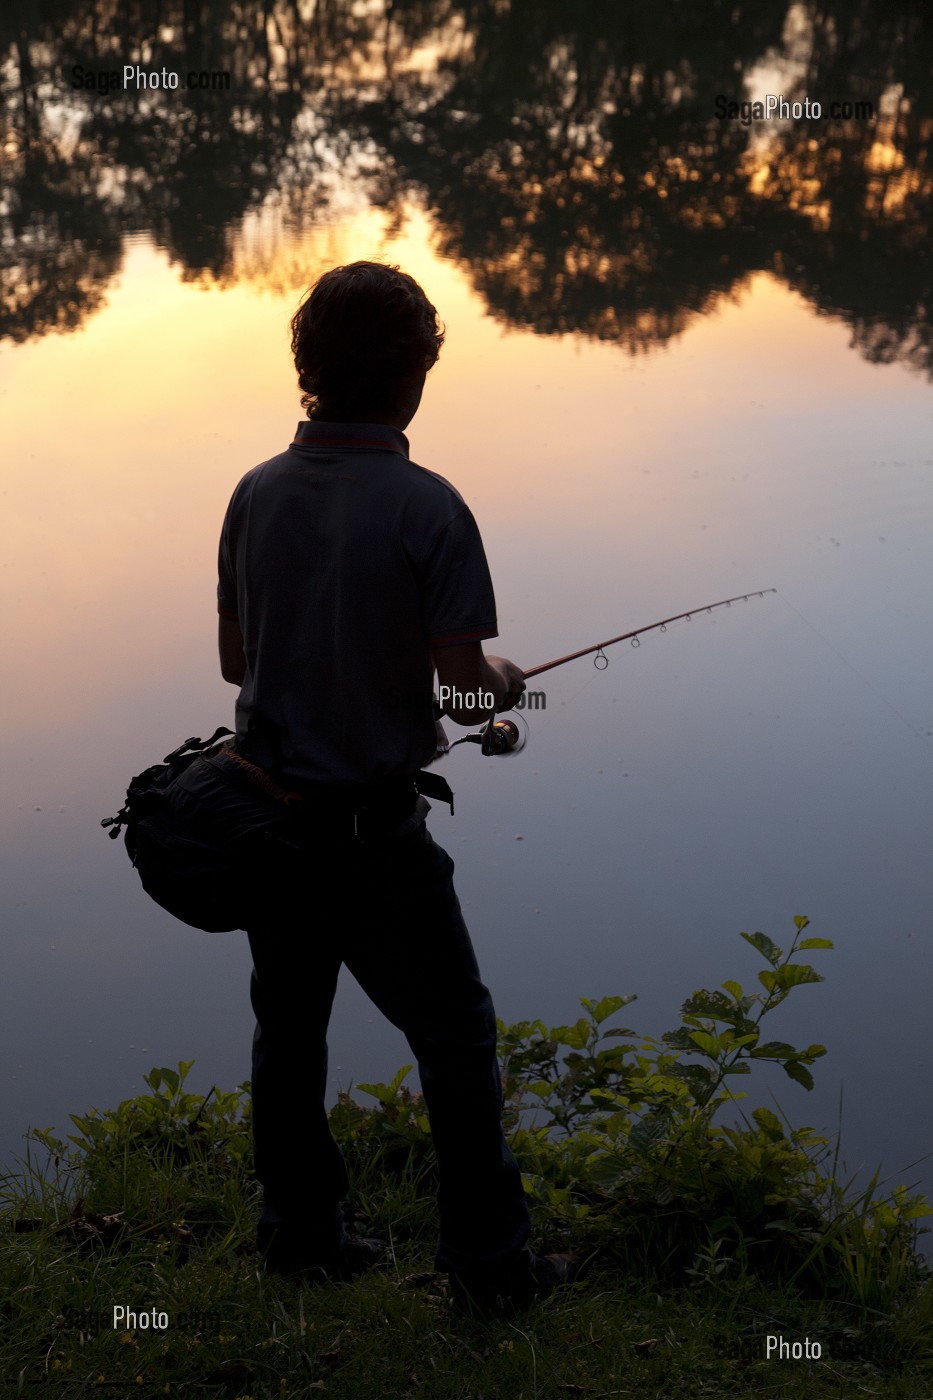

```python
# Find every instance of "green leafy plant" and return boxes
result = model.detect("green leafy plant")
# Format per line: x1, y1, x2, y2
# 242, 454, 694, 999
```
62, 1061, 253, 1178
20, 1061, 256, 1263
7, 916, 928, 1351
495, 918, 929, 1303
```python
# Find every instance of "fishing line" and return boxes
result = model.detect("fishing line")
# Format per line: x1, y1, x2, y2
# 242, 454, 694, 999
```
516, 647, 606, 745
776, 590, 932, 748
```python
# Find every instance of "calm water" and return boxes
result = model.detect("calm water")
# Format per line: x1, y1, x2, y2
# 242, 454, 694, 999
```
2, 2, 932, 1223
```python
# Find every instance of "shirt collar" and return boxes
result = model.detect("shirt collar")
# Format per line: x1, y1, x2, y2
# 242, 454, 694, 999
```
291, 420, 410, 458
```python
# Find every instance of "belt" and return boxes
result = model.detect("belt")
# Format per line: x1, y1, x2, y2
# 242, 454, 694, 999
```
221, 744, 455, 838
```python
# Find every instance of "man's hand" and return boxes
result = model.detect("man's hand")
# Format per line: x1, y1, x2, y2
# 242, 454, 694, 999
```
432, 642, 525, 725
484, 655, 526, 712
219, 615, 246, 686
426, 718, 451, 764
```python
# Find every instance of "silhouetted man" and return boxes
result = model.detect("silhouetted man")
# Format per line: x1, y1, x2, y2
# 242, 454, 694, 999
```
217, 261, 571, 1310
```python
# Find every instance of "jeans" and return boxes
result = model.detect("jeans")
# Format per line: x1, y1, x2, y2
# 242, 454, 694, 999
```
245, 809, 531, 1272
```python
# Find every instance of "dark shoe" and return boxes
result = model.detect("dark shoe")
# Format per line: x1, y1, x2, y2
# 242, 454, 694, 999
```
262, 1231, 385, 1281
449, 1248, 581, 1315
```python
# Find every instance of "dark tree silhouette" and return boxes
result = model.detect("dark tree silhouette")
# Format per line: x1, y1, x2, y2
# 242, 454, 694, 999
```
1, 0, 930, 374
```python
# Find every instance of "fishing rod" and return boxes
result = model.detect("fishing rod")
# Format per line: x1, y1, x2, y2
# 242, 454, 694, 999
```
450, 589, 776, 755
524, 588, 777, 678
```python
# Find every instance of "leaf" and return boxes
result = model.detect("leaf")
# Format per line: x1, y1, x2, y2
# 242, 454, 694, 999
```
629, 1112, 671, 1155
688, 1030, 721, 1057
680, 990, 737, 1021
798, 938, 833, 950
661, 1029, 701, 1052
731, 1018, 760, 1040
553, 1021, 593, 1050
749, 1040, 796, 1058
770, 963, 824, 990
587, 1154, 630, 1190
752, 1107, 785, 1140
740, 930, 783, 966
357, 1082, 391, 1105
721, 979, 744, 1001
669, 1062, 714, 1086
357, 1065, 413, 1106
581, 994, 637, 1023
793, 915, 810, 930
388, 1064, 413, 1097
782, 1061, 815, 1091
668, 1064, 715, 1102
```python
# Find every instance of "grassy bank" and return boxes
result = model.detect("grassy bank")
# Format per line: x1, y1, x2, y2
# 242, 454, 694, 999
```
3, 920, 930, 1397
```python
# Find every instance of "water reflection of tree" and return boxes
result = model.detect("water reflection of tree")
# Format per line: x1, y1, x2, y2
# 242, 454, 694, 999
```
759, 2, 933, 374
358, 0, 933, 369
1, 0, 931, 376
0, 133, 121, 342
347, 1, 794, 351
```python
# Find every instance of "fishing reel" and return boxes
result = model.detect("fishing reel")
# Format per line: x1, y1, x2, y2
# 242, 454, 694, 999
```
450, 713, 529, 756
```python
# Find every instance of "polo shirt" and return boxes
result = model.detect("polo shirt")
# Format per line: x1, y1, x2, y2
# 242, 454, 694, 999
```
217, 420, 498, 784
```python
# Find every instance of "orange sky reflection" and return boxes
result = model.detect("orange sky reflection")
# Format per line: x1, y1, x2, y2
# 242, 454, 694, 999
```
2, 206, 929, 765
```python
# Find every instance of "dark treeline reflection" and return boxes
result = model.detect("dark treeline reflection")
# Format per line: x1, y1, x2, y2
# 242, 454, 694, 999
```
1, 0, 931, 372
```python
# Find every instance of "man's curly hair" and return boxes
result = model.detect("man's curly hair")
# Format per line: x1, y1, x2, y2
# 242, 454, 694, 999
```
290, 261, 445, 421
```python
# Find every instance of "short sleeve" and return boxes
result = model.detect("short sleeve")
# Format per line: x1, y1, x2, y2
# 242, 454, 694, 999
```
420, 506, 498, 647
217, 499, 239, 620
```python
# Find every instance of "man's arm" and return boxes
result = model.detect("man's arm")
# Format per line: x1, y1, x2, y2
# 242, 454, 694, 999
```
219, 615, 247, 686
432, 641, 525, 726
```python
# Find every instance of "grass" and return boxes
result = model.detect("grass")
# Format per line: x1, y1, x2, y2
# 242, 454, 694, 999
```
4, 1081, 930, 1398
3, 921, 931, 1396
3, 1205, 930, 1397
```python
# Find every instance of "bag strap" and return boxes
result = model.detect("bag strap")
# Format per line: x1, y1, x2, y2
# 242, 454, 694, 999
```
211, 744, 305, 807
103, 730, 457, 841
414, 769, 455, 815
162, 726, 234, 764
101, 727, 237, 838
215, 747, 455, 815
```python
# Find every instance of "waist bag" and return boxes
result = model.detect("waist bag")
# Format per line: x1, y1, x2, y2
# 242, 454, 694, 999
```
102, 728, 306, 933
102, 730, 456, 933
